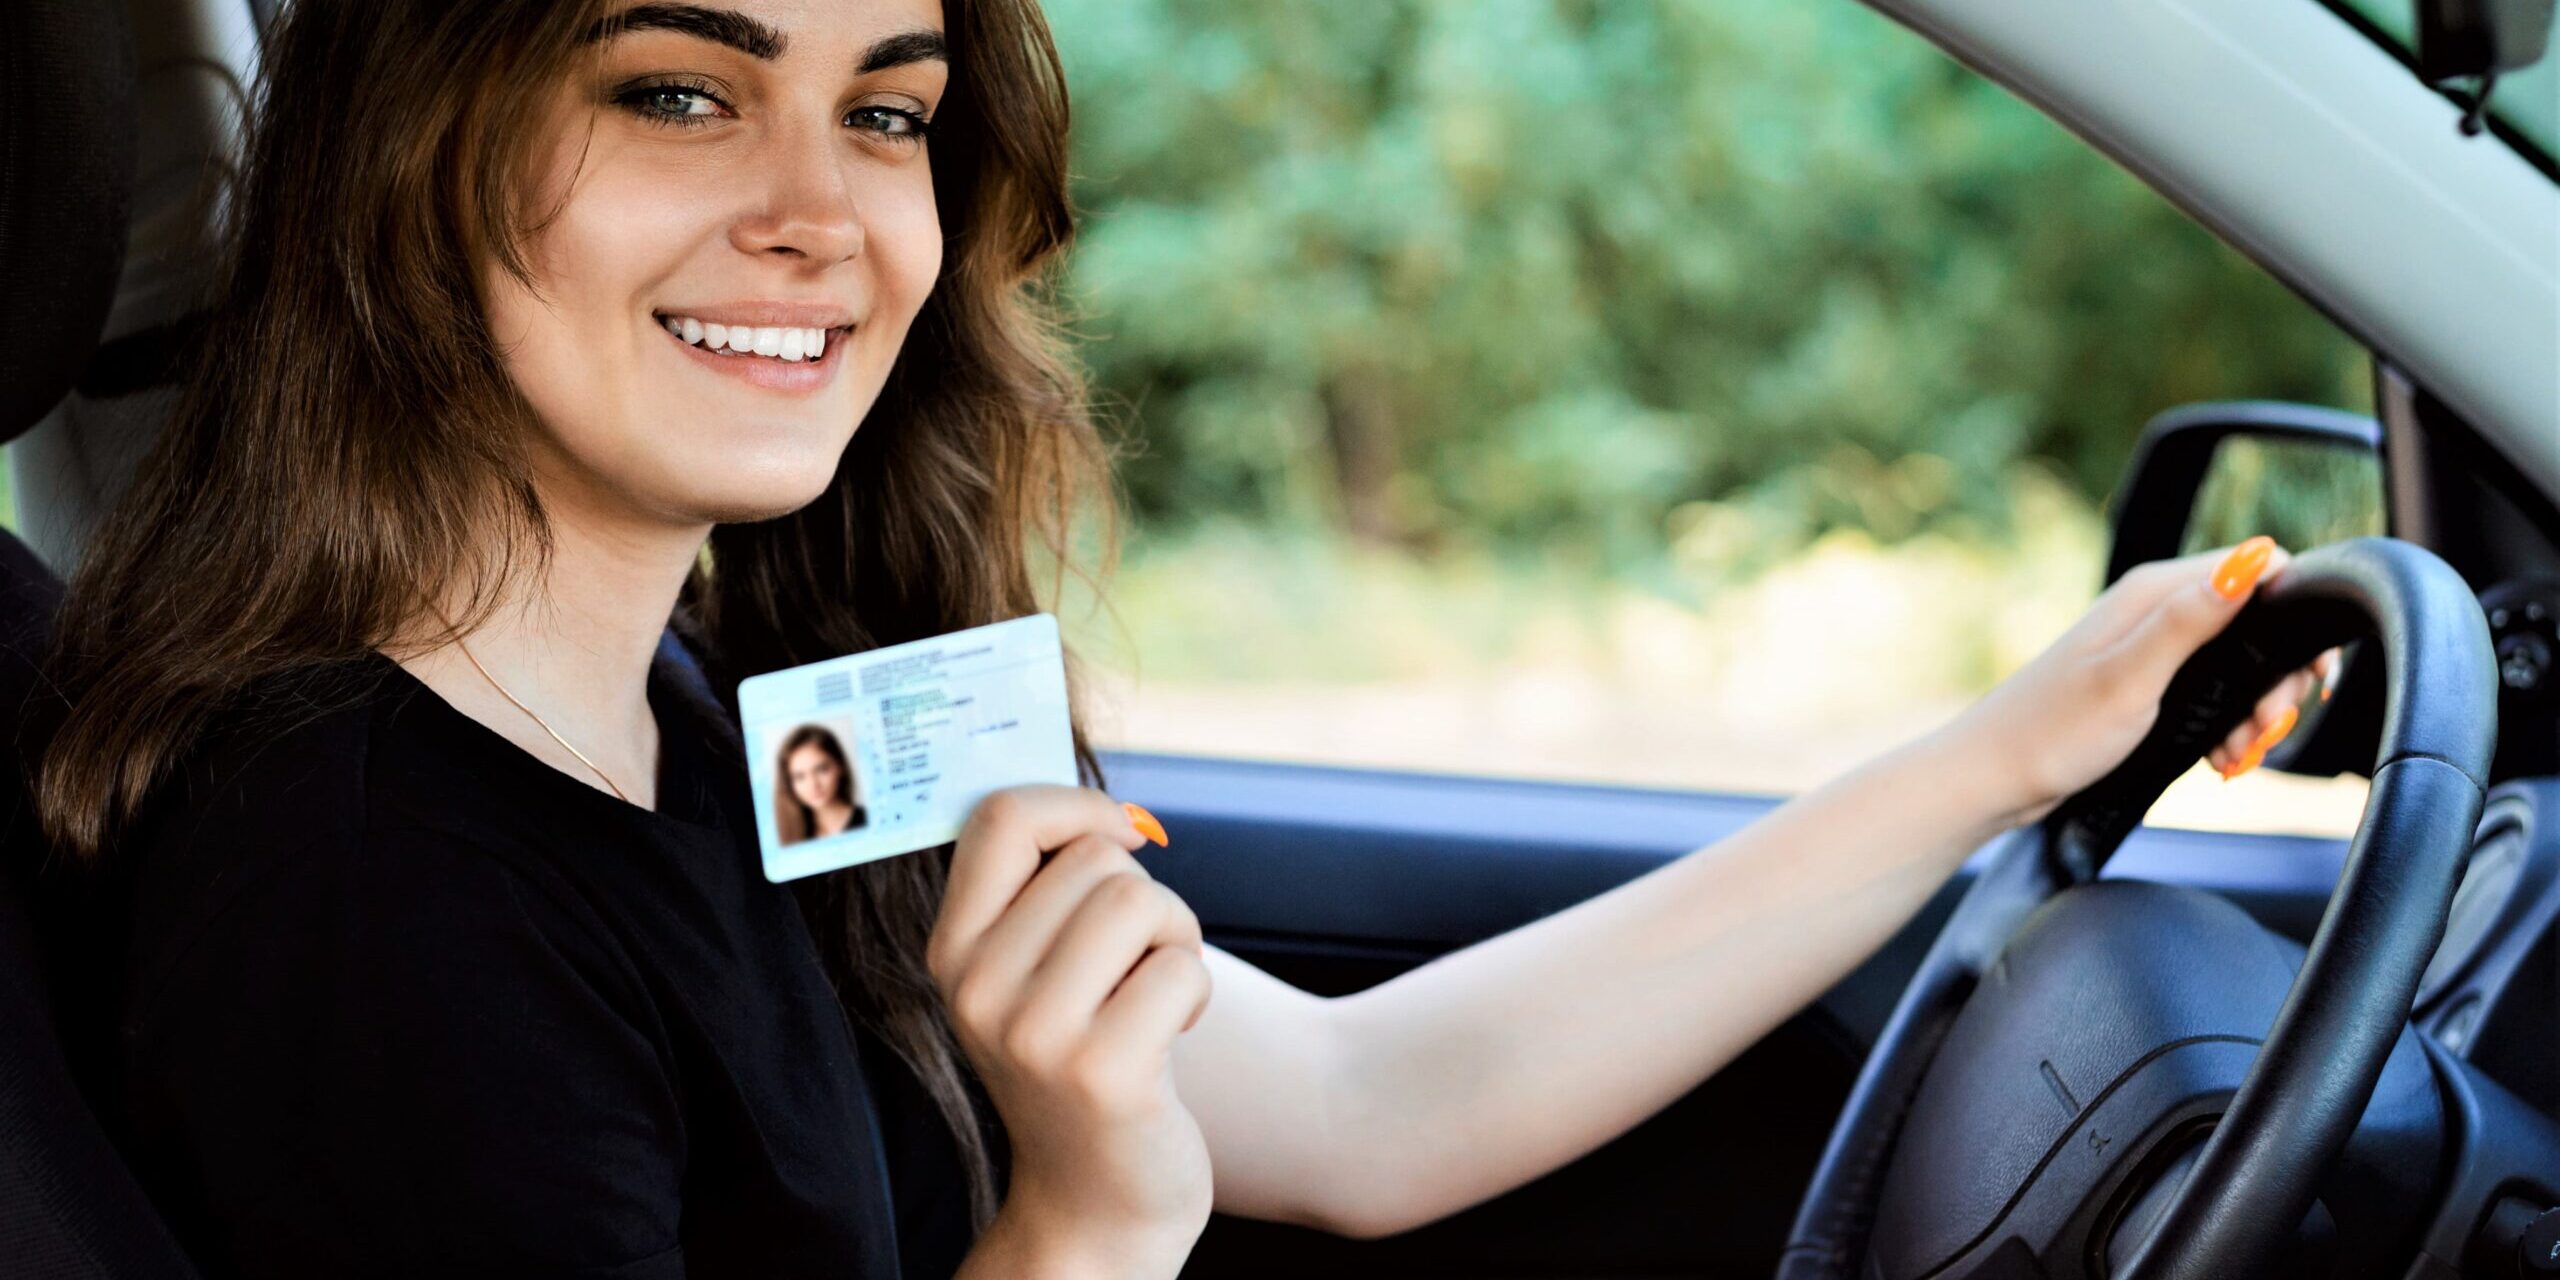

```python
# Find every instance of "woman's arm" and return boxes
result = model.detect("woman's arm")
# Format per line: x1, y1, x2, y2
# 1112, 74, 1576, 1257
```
1173, 539, 2327, 1237
1173, 722, 2017, 1237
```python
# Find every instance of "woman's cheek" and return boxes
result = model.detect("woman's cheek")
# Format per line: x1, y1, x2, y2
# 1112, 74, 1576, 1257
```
874, 175, 944, 319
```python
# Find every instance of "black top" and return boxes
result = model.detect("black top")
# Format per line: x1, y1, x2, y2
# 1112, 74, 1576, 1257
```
109, 645, 979, 1278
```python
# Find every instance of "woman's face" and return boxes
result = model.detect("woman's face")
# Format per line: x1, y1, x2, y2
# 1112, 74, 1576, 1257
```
486, 0, 949, 528
787, 741, 844, 809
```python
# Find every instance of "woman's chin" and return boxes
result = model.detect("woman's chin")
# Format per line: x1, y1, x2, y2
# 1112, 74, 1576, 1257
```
695, 492, 828, 526
661, 463, 842, 527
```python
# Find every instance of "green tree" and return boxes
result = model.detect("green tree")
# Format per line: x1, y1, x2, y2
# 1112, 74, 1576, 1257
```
1047, 0, 2371, 565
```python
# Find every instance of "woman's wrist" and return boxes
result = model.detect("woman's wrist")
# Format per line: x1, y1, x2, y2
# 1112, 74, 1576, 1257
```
963, 1179, 1203, 1280
1900, 714, 2053, 849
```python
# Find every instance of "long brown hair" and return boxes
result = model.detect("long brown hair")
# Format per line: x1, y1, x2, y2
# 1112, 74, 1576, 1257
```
37, 0, 1105, 1227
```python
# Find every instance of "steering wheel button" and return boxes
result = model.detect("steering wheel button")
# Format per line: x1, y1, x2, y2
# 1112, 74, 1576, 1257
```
2497, 633, 2551, 692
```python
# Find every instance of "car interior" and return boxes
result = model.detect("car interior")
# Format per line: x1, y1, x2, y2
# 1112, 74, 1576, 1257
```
3, 0, 2557, 1277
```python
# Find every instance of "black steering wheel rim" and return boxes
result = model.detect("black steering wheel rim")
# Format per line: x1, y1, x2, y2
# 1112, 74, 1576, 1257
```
1776, 536, 2497, 1280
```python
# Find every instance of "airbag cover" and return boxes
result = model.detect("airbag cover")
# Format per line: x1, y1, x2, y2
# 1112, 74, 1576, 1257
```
1868, 882, 2305, 1274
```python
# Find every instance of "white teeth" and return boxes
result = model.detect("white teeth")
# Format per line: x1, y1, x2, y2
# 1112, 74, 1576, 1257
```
660, 316, 836, 362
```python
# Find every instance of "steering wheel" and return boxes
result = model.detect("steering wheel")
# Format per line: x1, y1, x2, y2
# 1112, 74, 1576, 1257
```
1776, 536, 2497, 1280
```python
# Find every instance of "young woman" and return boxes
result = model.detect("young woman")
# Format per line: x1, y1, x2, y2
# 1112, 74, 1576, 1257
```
776, 724, 867, 843
35, 0, 2331, 1276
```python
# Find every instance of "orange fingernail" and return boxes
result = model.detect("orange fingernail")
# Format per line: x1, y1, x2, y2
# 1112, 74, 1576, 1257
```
2226, 704, 2300, 780
2318, 675, 2332, 702
2211, 536, 2276, 601
1123, 801, 1169, 847
2257, 703, 2300, 751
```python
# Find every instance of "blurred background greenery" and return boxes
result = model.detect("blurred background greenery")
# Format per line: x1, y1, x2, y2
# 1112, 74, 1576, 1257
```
1046, 0, 2380, 831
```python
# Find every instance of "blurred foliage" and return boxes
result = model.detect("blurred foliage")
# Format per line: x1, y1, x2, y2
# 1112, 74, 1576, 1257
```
1046, 0, 2374, 573
1069, 462, 2107, 696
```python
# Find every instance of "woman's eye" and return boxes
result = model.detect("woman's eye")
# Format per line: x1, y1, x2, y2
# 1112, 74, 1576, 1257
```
615, 81, 729, 124
611, 83, 924, 139
848, 104, 931, 142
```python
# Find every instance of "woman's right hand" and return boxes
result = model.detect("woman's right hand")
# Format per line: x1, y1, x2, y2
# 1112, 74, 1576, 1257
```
930, 785, 1213, 1279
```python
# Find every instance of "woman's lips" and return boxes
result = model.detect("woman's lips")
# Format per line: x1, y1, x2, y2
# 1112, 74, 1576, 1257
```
660, 320, 851, 393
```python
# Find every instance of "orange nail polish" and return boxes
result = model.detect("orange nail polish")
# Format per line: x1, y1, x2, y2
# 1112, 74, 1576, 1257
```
2212, 536, 2277, 601
2255, 703, 2300, 753
2225, 704, 2300, 780
1123, 801, 1169, 847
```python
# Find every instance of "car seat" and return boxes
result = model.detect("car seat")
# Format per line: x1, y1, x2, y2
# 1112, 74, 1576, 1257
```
0, 0, 203, 1274
2, 4, 740, 1272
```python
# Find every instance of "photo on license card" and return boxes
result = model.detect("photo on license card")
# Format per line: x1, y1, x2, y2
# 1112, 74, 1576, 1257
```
758, 713, 872, 846
740, 613, 1079, 882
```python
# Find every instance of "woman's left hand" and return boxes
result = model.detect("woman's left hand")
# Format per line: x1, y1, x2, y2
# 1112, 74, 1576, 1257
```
1954, 536, 2343, 829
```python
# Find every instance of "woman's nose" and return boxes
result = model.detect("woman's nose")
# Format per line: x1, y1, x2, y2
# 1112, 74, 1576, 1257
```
729, 128, 866, 266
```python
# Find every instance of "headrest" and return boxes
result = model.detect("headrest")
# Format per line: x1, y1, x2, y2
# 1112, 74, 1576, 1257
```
0, 0, 136, 443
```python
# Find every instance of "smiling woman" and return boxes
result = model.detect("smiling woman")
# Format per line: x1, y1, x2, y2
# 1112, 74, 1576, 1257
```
488, 1, 954, 520
33, 0, 1142, 1275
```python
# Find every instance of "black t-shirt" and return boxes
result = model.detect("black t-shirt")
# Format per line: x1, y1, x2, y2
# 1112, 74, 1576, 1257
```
109, 645, 980, 1278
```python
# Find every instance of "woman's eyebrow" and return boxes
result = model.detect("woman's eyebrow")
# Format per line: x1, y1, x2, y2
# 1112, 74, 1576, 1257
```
859, 29, 948, 74
582, 11, 941, 77
583, 4, 787, 60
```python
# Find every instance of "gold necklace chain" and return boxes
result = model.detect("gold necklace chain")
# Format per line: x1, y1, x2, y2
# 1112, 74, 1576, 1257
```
449, 634, 633, 804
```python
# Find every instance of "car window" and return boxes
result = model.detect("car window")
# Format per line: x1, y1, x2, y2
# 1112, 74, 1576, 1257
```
1049, 0, 2378, 838
14, 2, 2378, 840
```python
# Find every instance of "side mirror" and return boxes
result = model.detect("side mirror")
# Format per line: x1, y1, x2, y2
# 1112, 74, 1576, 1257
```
2106, 401, 2390, 777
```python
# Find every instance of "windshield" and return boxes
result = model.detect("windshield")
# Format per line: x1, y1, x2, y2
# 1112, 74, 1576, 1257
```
2331, 0, 2559, 168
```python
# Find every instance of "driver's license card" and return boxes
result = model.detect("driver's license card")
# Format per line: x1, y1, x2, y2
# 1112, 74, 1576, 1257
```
738, 613, 1078, 882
